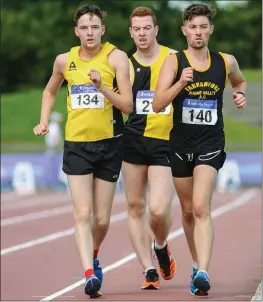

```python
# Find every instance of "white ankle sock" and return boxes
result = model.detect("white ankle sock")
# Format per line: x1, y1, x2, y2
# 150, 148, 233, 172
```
144, 266, 155, 274
154, 241, 166, 250
193, 261, 198, 270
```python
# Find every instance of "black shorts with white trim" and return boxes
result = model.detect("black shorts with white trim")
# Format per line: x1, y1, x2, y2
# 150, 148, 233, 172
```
169, 149, 226, 178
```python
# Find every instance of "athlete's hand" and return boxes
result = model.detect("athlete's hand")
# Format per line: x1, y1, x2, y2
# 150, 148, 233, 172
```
88, 69, 102, 90
233, 92, 247, 109
33, 123, 49, 136
179, 67, 194, 86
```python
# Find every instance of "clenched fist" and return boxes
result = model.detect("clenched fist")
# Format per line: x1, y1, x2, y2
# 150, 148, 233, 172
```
179, 67, 194, 86
33, 123, 49, 136
233, 92, 246, 109
88, 69, 102, 90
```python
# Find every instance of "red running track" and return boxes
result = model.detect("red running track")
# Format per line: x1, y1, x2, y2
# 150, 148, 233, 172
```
1, 188, 261, 301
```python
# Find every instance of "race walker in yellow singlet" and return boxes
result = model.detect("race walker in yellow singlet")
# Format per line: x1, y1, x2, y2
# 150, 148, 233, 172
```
64, 42, 124, 142
33, 4, 132, 298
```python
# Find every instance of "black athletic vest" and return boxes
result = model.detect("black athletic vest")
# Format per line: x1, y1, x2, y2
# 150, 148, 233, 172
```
170, 50, 227, 153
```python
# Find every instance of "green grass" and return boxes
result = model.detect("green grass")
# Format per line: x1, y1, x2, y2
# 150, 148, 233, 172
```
242, 69, 261, 83
1, 70, 261, 152
1, 86, 68, 143
224, 118, 261, 151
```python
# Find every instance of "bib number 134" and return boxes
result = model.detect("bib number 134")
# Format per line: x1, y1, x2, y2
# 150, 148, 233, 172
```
182, 99, 218, 125
71, 84, 104, 109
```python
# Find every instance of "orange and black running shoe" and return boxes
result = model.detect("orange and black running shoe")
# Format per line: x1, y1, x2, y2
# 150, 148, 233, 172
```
141, 268, 160, 290
154, 241, 176, 280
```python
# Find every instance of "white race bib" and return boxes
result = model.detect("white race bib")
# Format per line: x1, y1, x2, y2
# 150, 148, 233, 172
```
182, 99, 218, 125
136, 90, 170, 115
71, 84, 104, 109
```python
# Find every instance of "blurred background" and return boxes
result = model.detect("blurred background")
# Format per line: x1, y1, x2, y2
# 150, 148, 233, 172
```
1, 0, 262, 193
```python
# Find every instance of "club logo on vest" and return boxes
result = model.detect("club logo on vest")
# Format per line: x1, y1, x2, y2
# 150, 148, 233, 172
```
184, 81, 221, 99
69, 62, 77, 71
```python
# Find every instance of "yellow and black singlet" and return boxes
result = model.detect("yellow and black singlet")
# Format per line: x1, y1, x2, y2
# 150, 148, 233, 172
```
63, 42, 124, 142
125, 45, 173, 141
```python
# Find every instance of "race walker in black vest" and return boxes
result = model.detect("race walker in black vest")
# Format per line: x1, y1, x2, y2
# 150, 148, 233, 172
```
169, 49, 227, 172
152, 3, 247, 297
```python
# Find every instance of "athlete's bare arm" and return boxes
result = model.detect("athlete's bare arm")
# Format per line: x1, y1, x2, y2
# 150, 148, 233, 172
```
40, 54, 67, 124
102, 49, 133, 114
33, 53, 67, 136
223, 53, 247, 109
152, 54, 193, 113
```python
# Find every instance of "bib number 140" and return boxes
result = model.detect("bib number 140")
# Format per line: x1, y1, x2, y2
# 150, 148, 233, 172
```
183, 108, 217, 125
182, 99, 217, 125
189, 109, 212, 123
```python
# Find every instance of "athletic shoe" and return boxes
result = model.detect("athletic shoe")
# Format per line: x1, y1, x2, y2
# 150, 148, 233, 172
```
190, 267, 209, 296
192, 270, 211, 294
154, 241, 176, 280
84, 275, 101, 297
93, 257, 103, 284
89, 290, 103, 299
141, 268, 160, 290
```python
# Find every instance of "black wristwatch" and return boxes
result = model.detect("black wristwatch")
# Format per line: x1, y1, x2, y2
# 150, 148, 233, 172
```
236, 91, 246, 97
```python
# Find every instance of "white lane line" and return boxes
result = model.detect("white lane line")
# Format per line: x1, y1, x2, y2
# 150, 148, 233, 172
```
0, 200, 178, 255
1, 193, 126, 211
1, 205, 73, 227
0, 201, 180, 255
40, 188, 257, 301
1, 193, 136, 226
1, 195, 71, 210
251, 282, 262, 301
1, 194, 178, 234
0, 211, 128, 256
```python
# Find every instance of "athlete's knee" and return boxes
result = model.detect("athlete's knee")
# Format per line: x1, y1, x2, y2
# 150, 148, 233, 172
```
74, 206, 92, 224
127, 199, 145, 218
179, 198, 194, 222
149, 202, 170, 221
182, 210, 194, 222
193, 204, 211, 220
93, 215, 110, 232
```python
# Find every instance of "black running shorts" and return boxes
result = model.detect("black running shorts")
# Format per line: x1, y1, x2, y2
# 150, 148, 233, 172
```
169, 149, 226, 178
123, 131, 170, 166
62, 136, 123, 182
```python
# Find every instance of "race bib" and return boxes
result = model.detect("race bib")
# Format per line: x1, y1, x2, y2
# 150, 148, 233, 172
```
71, 84, 104, 109
136, 90, 170, 115
182, 99, 217, 125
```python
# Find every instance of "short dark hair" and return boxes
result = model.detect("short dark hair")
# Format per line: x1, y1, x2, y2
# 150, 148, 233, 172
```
73, 4, 107, 25
182, 4, 216, 24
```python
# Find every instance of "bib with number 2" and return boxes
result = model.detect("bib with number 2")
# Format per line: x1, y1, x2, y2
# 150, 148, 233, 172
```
182, 99, 218, 125
136, 90, 171, 115
71, 84, 104, 109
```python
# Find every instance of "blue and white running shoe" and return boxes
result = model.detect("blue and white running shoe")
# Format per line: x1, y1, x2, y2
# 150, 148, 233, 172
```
84, 275, 101, 297
193, 270, 211, 294
190, 267, 199, 295
94, 257, 103, 284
